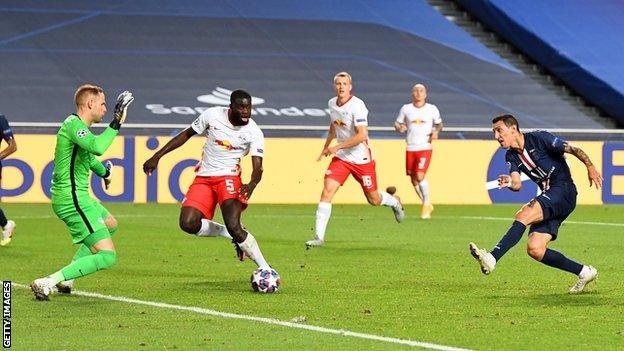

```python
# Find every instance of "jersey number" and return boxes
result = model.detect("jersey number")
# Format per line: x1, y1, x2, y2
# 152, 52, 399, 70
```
225, 179, 236, 194
418, 157, 427, 169
362, 176, 373, 187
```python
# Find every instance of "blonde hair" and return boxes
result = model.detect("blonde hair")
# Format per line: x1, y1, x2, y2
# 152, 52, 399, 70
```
333, 71, 352, 84
74, 84, 104, 106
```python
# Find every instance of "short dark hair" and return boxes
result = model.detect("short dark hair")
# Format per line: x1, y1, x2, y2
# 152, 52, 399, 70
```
492, 113, 520, 131
230, 89, 251, 105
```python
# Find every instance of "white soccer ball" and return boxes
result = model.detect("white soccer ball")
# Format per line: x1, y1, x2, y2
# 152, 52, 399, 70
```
250, 268, 281, 293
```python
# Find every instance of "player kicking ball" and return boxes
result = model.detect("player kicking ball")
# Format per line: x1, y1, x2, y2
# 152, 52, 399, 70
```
469, 114, 601, 293
306, 72, 404, 248
143, 89, 273, 270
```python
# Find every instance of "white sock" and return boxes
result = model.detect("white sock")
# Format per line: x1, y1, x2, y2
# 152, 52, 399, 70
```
197, 219, 232, 239
238, 232, 269, 268
413, 184, 423, 202
419, 179, 430, 204
579, 265, 590, 278
380, 191, 399, 208
315, 202, 332, 241
486, 252, 497, 266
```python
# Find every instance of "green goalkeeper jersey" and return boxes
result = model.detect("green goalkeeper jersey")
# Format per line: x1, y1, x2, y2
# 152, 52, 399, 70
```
51, 114, 118, 203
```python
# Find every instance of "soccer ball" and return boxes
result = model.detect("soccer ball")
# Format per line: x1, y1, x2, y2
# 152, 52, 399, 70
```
250, 268, 281, 293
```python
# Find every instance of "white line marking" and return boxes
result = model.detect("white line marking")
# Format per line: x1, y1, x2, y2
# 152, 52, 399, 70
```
12, 283, 471, 351
12, 213, 624, 227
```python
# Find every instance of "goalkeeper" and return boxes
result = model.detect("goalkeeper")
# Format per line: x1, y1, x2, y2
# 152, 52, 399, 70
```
30, 84, 133, 300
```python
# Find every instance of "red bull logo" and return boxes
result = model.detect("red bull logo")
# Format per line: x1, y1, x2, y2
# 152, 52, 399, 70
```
215, 139, 240, 150
333, 119, 347, 128
411, 119, 425, 125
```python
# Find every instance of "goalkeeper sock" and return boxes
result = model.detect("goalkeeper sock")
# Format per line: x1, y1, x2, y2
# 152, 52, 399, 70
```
197, 219, 232, 239
72, 244, 92, 262
419, 179, 430, 204
60, 250, 117, 281
315, 202, 332, 241
491, 221, 526, 261
238, 232, 269, 268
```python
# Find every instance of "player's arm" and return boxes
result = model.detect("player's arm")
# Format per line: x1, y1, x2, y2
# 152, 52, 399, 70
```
143, 127, 197, 175
70, 123, 118, 156
394, 107, 407, 133
563, 141, 603, 189
0, 138, 16, 160
240, 156, 263, 200
0, 117, 17, 160
317, 122, 336, 161
498, 171, 522, 191
328, 125, 367, 154
431, 121, 443, 141
89, 156, 114, 189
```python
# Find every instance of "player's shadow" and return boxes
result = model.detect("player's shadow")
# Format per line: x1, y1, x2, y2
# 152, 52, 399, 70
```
526, 291, 607, 306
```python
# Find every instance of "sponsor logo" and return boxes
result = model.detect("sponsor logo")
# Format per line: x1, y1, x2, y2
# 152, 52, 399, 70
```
145, 86, 330, 118
411, 119, 425, 125
215, 139, 242, 151
333, 119, 347, 128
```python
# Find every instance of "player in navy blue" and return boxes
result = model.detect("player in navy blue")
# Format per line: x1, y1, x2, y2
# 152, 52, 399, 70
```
469, 114, 602, 293
0, 114, 17, 246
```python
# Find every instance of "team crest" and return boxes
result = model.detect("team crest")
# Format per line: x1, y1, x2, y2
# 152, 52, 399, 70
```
77, 129, 88, 138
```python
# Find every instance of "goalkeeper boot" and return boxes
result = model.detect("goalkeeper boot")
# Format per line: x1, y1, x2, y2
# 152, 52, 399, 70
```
469, 242, 496, 275
30, 277, 53, 301
0, 220, 16, 246
570, 265, 598, 293
56, 280, 74, 294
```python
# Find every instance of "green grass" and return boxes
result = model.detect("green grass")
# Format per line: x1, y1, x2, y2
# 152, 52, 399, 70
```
1, 203, 624, 350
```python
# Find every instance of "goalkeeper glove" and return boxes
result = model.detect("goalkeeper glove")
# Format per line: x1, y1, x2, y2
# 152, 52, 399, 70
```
109, 90, 134, 130
103, 160, 113, 190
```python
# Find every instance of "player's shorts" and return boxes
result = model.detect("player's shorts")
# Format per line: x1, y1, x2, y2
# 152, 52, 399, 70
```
406, 150, 433, 175
52, 196, 111, 245
529, 182, 577, 240
182, 175, 248, 219
325, 157, 378, 192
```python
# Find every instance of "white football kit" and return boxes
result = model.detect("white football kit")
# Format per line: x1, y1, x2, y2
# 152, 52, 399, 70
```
190, 107, 264, 176
328, 95, 372, 164
396, 103, 442, 151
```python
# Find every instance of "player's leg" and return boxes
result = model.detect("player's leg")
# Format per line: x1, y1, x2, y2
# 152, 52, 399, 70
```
221, 199, 270, 268
357, 161, 404, 222
0, 206, 16, 246
179, 176, 231, 239
57, 201, 117, 293
469, 198, 542, 275
307, 158, 348, 247
31, 202, 116, 300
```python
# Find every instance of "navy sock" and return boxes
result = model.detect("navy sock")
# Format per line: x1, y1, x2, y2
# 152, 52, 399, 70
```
540, 248, 583, 275
0, 208, 7, 228
491, 221, 526, 261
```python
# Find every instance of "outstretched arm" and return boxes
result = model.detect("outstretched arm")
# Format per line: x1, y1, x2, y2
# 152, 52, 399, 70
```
563, 142, 603, 188
143, 127, 197, 175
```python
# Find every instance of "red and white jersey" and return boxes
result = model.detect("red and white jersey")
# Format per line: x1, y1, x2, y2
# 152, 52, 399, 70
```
328, 95, 373, 164
396, 102, 442, 151
191, 107, 264, 176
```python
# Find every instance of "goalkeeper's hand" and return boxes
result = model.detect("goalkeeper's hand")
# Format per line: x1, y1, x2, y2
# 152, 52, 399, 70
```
103, 160, 113, 190
109, 90, 134, 130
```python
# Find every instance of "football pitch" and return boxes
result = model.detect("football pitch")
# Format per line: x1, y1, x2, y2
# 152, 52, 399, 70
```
1, 203, 623, 350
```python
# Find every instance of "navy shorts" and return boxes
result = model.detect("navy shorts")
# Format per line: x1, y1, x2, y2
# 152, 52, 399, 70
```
530, 182, 577, 240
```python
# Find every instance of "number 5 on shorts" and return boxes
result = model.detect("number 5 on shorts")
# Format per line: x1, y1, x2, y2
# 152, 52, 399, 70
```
225, 179, 236, 193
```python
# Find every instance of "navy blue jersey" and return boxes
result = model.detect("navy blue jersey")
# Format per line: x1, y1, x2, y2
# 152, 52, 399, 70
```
0, 115, 14, 143
505, 131, 573, 190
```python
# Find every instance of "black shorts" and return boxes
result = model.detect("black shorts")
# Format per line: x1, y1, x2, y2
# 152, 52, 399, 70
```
530, 182, 577, 240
